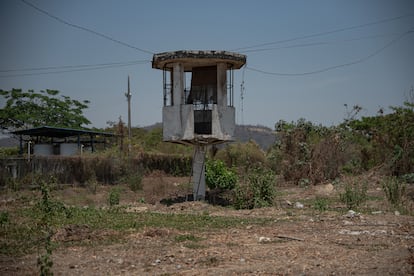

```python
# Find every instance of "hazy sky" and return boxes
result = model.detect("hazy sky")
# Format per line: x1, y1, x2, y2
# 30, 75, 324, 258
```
1, 0, 413, 129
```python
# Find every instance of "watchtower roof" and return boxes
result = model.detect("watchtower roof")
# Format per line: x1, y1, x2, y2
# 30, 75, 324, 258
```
152, 50, 246, 71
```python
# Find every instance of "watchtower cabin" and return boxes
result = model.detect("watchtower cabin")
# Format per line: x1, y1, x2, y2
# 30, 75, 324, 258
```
152, 50, 247, 200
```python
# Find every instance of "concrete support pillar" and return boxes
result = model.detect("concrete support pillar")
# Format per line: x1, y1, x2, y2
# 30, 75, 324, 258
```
217, 63, 227, 107
192, 145, 206, 200
172, 63, 184, 106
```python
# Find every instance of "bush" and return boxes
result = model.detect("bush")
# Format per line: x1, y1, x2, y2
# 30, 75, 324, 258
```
119, 163, 144, 192
347, 100, 414, 176
0, 211, 9, 227
313, 197, 329, 212
233, 167, 276, 209
108, 187, 121, 206
215, 141, 267, 171
273, 119, 346, 185
85, 173, 98, 194
382, 177, 406, 208
205, 159, 237, 191
0, 147, 19, 157
126, 171, 143, 192
339, 179, 367, 210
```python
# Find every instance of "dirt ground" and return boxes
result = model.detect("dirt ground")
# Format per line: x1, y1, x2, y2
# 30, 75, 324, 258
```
1, 173, 414, 275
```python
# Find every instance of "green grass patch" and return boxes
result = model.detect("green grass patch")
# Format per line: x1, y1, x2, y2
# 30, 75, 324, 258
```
1, 205, 271, 257
174, 234, 202, 242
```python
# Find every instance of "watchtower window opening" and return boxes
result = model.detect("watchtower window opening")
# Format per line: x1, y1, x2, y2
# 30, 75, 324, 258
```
185, 66, 216, 135
162, 67, 172, 106
186, 66, 217, 110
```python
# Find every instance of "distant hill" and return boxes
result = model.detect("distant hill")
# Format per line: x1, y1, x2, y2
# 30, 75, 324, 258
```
1, 124, 277, 150
143, 123, 276, 150
233, 124, 276, 150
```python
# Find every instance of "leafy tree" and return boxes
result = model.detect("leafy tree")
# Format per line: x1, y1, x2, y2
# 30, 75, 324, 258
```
0, 88, 91, 131
348, 100, 414, 175
271, 118, 348, 184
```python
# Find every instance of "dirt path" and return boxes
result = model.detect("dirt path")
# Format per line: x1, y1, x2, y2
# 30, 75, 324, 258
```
3, 205, 413, 275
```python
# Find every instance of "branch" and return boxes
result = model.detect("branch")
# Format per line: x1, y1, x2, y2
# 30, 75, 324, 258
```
275, 235, 304, 241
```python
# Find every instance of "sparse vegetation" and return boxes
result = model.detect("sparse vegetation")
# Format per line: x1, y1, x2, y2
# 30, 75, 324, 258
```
234, 167, 276, 209
382, 176, 406, 209
37, 178, 59, 276
339, 178, 368, 210
1, 90, 414, 274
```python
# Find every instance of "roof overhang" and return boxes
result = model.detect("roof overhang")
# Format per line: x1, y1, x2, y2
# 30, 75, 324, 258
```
152, 50, 247, 71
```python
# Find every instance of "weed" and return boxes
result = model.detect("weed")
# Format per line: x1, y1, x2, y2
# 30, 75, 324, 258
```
313, 197, 329, 212
108, 187, 121, 206
0, 211, 9, 227
299, 178, 311, 188
400, 173, 414, 184
126, 171, 143, 192
174, 234, 201, 242
382, 177, 406, 208
85, 173, 98, 194
339, 179, 367, 210
37, 178, 58, 276
5, 178, 20, 191
183, 242, 205, 249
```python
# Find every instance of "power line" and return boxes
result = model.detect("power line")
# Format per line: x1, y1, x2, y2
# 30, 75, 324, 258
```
0, 60, 151, 78
240, 33, 402, 54
232, 14, 414, 52
0, 60, 150, 73
246, 28, 414, 76
20, 0, 154, 55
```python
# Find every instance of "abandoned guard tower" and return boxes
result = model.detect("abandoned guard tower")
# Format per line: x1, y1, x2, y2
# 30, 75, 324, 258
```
152, 50, 246, 200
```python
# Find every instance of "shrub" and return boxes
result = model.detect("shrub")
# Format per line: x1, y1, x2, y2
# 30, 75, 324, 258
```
233, 167, 276, 209
273, 119, 346, 185
126, 171, 143, 192
108, 187, 121, 206
313, 197, 329, 212
347, 100, 414, 176
400, 173, 414, 184
0, 147, 19, 157
85, 173, 98, 194
0, 211, 9, 227
382, 177, 406, 208
119, 163, 144, 192
339, 179, 367, 210
215, 141, 267, 171
205, 159, 237, 191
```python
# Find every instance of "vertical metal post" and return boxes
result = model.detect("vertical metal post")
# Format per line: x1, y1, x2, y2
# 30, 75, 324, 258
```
27, 141, 32, 161
125, 76, 132, 154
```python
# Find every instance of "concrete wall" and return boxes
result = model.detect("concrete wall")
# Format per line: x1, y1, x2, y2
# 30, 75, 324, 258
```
163, 104, 235, 144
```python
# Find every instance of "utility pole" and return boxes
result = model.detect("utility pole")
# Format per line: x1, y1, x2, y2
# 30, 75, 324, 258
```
125, 76, 132, 154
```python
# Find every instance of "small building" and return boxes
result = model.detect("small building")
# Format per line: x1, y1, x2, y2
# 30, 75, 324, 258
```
152, 50, 247, 200
12, 126, 115, 156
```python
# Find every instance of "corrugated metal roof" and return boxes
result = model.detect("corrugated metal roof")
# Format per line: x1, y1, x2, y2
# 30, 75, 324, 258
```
12, 126, 115, 138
